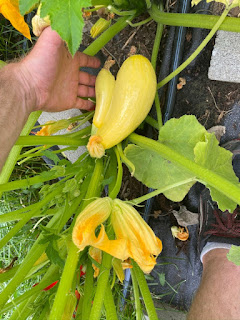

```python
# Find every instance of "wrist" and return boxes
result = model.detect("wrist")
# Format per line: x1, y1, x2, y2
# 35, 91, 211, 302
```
8, 62, 38, 114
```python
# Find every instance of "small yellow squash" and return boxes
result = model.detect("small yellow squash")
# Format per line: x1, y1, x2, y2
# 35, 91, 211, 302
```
87, 55, 156, 158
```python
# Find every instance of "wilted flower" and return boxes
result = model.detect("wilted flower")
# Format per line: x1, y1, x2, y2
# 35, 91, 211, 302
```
36, 119, 71, 136
90, 18, 111, 38
72, 198, 162, 273
171, 226, 189, 241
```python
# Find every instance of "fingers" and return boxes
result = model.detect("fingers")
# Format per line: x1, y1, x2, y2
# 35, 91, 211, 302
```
75, 98, 95, 111
79, 71, 96, 86
78, 85, 95, 98
76, 52, 101, 69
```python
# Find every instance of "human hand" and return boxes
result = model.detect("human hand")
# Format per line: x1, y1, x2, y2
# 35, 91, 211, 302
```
18, 27, 101, 112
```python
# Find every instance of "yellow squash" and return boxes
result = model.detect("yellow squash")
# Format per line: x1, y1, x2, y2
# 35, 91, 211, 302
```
93, 68, 115, 130
87, 54, 157, 158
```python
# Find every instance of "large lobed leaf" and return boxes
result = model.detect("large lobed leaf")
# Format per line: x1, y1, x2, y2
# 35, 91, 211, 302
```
20, 0, 91, 55
41, 0, 91, 56
125, 115, 239, 212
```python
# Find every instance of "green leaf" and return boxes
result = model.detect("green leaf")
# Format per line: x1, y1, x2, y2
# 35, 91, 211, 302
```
40, 0, 91, 55
125, 144, 195, 201
19, 0, 38, 15
62, 178, 78, 193
227, 245, 240, 266
125, 115, 239, 210
46, 241, 65, 269
159, 273, 166, 286
194, 134, 239, 212
42, 150, 60, 165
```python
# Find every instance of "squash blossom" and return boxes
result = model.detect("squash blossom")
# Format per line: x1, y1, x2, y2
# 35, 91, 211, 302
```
72, 198, 162, 273
36, 119, 71, 136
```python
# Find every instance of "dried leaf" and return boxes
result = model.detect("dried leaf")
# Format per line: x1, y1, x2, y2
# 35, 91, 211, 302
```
0, 0, 31, 39
172, 206, 199, 227
207, 125, 226, 142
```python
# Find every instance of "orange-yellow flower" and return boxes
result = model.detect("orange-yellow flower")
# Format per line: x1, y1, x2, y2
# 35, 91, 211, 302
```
36, 120, 70, 136
72, 198, 162, 274
111, 199, 162, 273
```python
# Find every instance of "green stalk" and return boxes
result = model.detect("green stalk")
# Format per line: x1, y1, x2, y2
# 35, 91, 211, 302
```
81, 258, 94, 320
8, 293, 39, 320
89, 243, 113, 320
145, 115, 159, 130
131, 261, 158, 320
104, 282, 118, 320
49, 160, 104, 320
15, 135, 88, 146
130, 178, 195, 205
117, 143, 135, 175
0, 111, 41, 191
151, 5, 164, 132
129, 133, 240, 205
149, 3, 240, 32
109, 146, 123, 199
107, 5, 136, 16
126, 16, 152, 27
157, 5, 232, 89
48, 240, 80, 320
131, 268, 142, 320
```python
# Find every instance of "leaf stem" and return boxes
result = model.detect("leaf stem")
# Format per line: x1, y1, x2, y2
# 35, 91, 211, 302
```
104, 282, 118, 320
131, 268, 142, 320
149, 3, 240, 32
109, 146, 123, 199
130, 178, 195, 205
131, 261, 158, 320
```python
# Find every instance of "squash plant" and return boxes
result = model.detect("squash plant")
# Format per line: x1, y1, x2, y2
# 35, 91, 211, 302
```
1, 0, 240, 319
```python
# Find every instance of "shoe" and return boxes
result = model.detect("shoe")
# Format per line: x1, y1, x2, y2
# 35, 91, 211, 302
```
198, 139, 240, 255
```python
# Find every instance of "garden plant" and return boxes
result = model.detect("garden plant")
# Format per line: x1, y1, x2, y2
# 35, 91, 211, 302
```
1, 0, 240, 319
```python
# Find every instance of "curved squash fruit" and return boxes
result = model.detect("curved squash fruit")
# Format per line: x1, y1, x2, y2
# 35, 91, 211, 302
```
87, 55, 157, 158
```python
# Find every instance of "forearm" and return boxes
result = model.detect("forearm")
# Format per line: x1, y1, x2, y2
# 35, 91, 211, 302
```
0, 64, 35, 171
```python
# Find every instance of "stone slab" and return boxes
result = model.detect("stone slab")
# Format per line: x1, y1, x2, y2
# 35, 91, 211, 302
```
208, 30, 240, 83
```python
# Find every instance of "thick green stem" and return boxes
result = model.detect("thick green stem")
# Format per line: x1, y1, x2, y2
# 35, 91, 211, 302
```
15, 135, 88, 146
131, 261, 158, 320
49, 160, 104, 319
109, 146, 123, 199
49, 240, 80, 320
104, 282, 118, 320
149, 3, 240, 32
0, 111, 41, 194
129, 133, 240, 206
81, 258, 94, 320
131, 268, 142, 320
89, 226, 114, 320
157, 6, 232, 89
151, 5, 164, 131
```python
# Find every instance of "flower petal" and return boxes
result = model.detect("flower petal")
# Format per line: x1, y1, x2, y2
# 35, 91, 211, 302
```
72, 198, 112, 251
72, 197, 128, 260
111, 199, 162, 273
